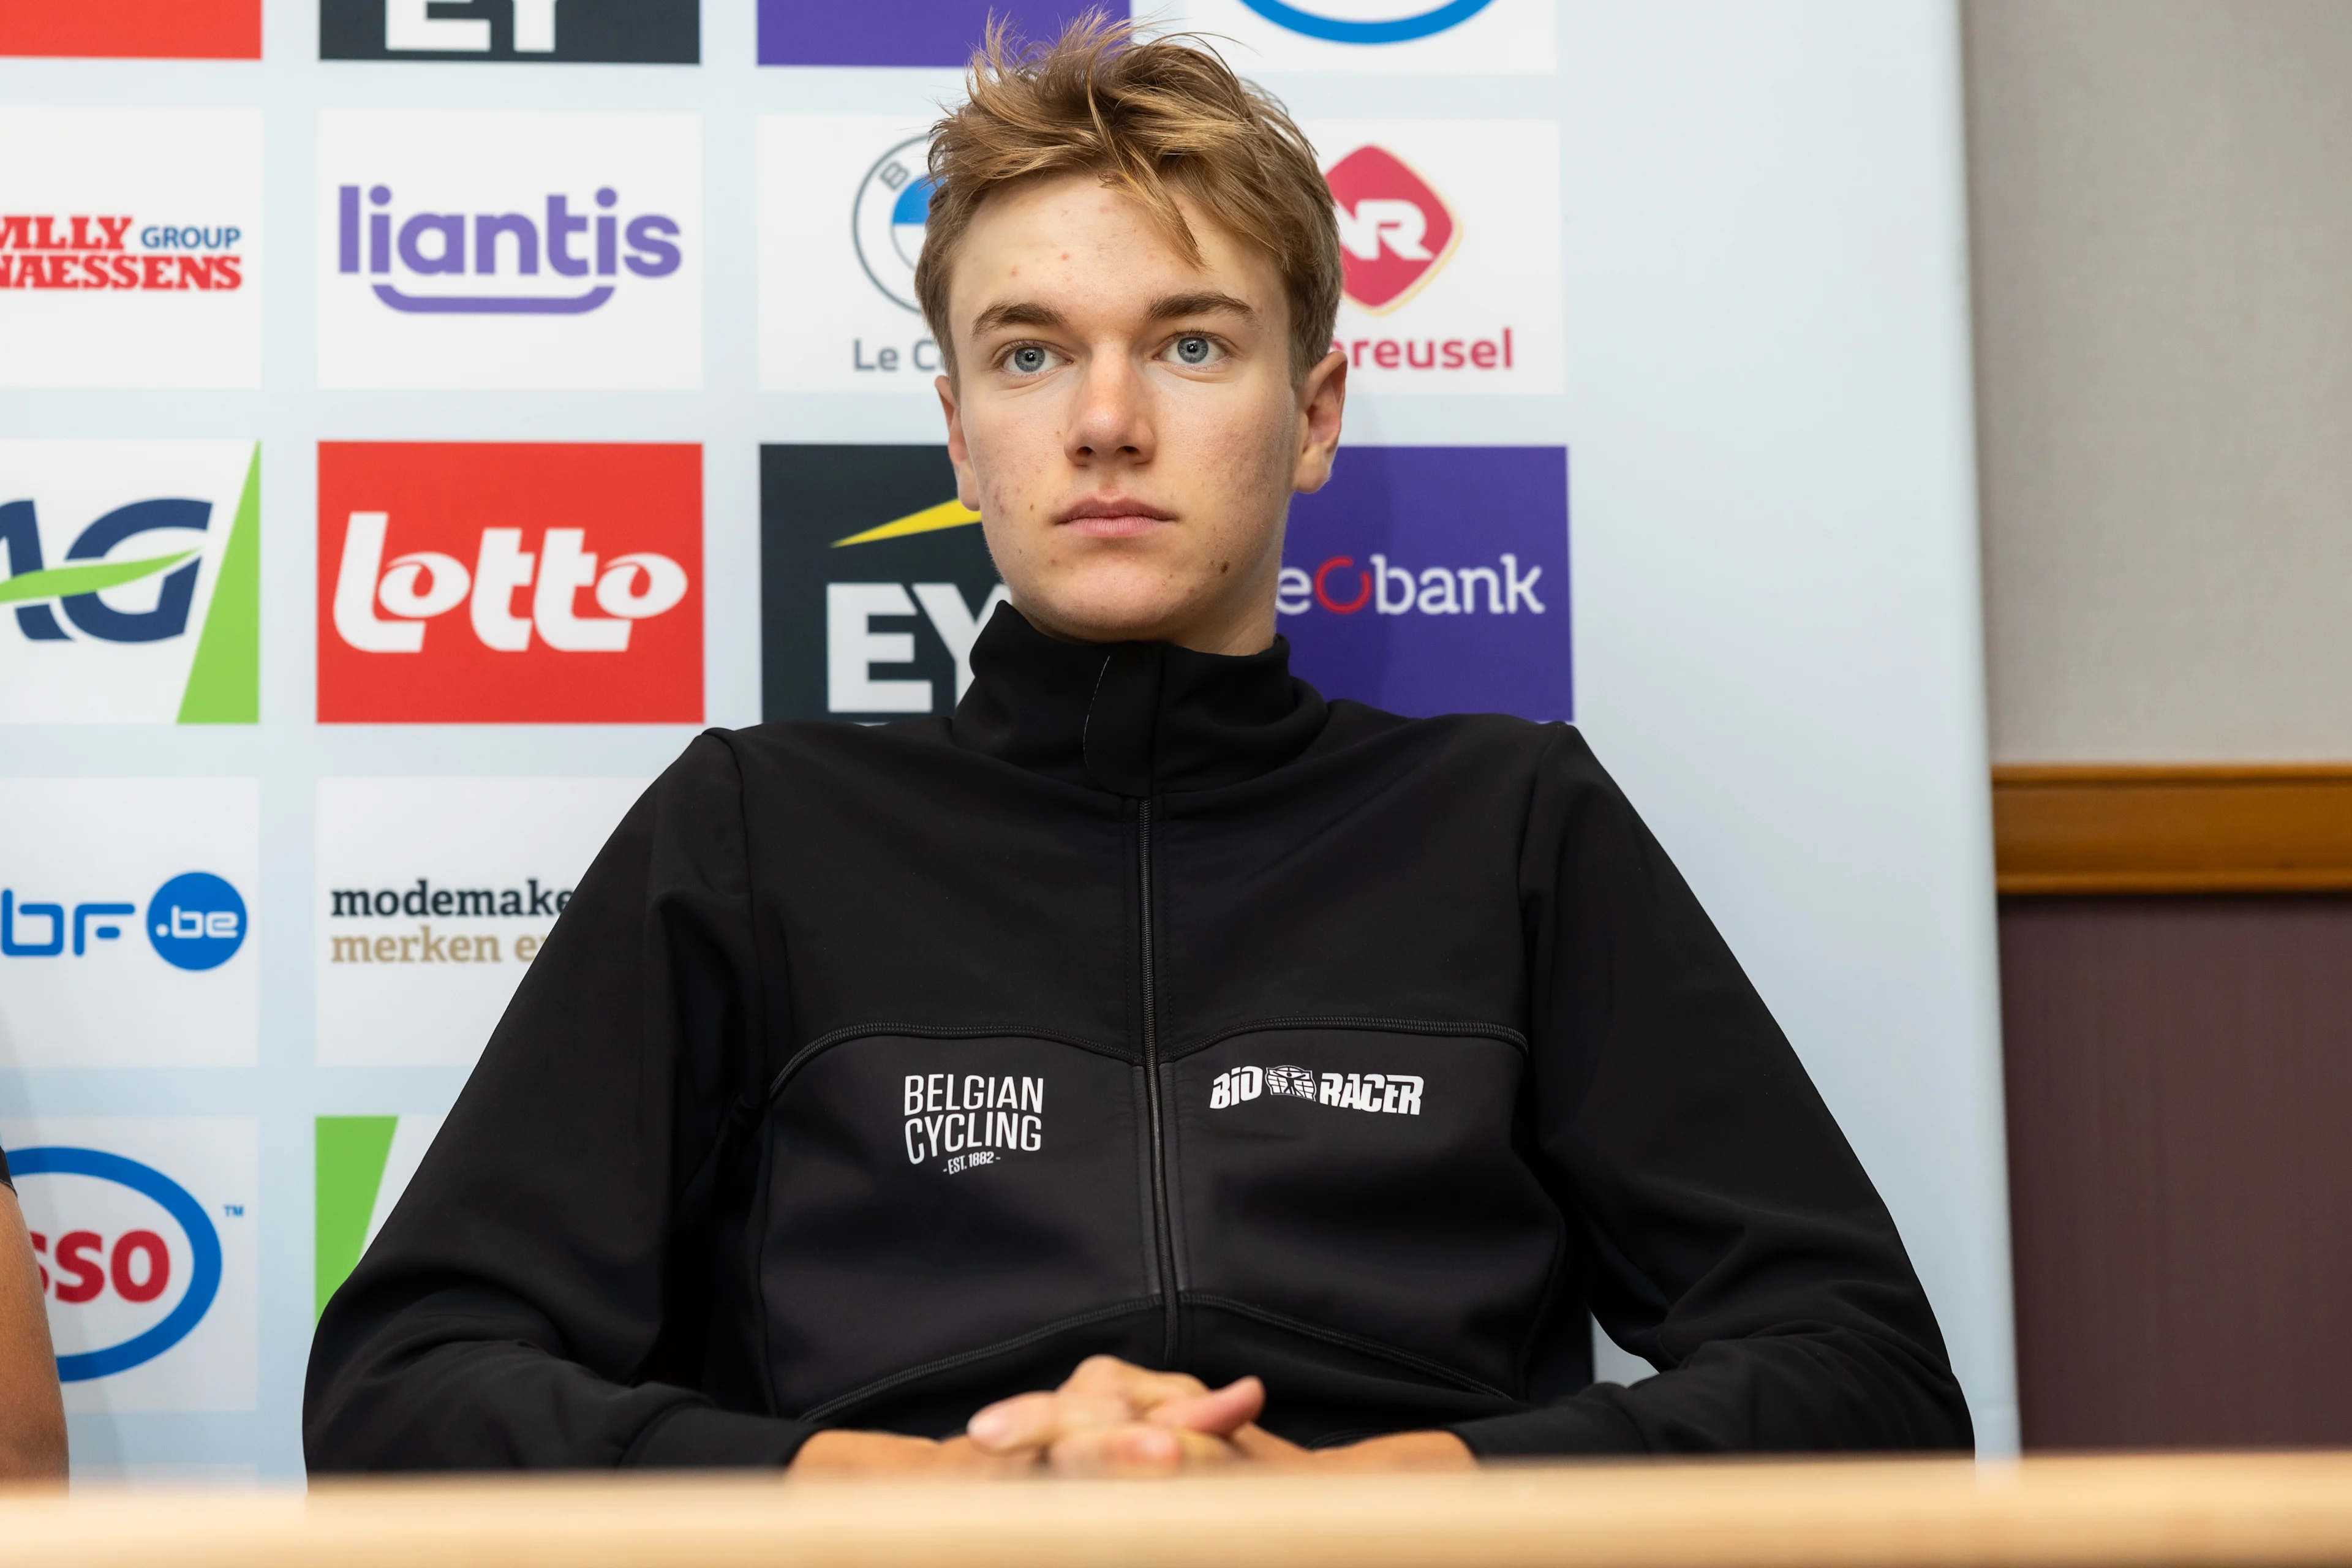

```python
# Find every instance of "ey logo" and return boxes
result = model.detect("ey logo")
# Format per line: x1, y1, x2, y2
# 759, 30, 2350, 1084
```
761, 445, 1007, 723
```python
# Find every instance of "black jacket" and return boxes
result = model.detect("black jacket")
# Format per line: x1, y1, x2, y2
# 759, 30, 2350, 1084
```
304, 605, 1970, 1469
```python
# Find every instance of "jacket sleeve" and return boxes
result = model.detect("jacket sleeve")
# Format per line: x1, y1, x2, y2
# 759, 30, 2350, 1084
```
304, 734, 818, 1471
1450, 727, 1973, 1457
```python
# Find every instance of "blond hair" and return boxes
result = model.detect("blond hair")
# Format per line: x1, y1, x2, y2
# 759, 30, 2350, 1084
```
914, 12, 1342, 380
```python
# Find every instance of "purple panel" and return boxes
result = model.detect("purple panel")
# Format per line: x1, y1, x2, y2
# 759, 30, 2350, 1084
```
758, 1, 1130, 67
1280, 447, 1570, 722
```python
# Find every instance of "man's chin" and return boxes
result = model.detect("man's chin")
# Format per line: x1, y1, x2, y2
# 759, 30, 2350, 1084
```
1015, 584, 1205, 646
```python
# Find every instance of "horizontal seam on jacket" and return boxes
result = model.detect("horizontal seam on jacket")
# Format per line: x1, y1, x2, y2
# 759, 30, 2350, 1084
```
1164, 1016, 1529, 1061
766, 1022, 1134, 1103
793, 1298, 1161, 1425
1181, 1291, 1513, 1400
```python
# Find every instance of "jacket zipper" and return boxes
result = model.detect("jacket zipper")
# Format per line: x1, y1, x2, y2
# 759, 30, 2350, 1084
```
1137, 797, 1181, 1365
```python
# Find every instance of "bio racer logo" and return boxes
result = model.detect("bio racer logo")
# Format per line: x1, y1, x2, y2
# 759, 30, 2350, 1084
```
14, 1147, 221, 1381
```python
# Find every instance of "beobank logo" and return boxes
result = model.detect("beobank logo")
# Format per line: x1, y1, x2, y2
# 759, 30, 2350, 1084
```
3, 1118, 257, 1411
317, 443, 701, 723
1280, 445, 1570, 722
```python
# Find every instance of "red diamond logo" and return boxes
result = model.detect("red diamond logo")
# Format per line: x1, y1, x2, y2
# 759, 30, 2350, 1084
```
1325, 145, 1458, 314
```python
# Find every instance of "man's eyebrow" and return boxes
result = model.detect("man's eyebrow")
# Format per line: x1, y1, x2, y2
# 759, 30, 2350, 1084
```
1147, 291, 1256, 323
970, 300, 1069, 336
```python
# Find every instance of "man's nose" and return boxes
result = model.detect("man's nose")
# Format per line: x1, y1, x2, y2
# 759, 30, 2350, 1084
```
1066, 351, 1154, 465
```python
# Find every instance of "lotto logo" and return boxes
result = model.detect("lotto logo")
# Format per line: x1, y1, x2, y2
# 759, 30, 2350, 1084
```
317, 443, 701, 723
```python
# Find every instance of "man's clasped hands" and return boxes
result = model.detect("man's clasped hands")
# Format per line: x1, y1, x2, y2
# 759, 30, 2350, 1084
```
790, 1354, 1475, 1478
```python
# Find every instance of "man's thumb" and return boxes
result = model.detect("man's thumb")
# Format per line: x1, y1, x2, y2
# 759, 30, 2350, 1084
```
1148, 1376, 1265, 1436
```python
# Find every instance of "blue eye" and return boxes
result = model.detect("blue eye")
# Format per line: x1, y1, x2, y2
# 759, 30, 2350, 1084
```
1174, 336, 1214, 365
1010, 345, 1048, 374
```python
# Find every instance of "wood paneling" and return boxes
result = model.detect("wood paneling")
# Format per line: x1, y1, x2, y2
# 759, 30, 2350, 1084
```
1994, 766, 2352, 894
7, 1455, 2352, 1568
2000, 897, 2352, 1449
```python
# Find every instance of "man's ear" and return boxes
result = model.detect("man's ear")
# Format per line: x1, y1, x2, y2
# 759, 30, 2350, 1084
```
1291, 349, 1348, 496
938, 373, 983, 512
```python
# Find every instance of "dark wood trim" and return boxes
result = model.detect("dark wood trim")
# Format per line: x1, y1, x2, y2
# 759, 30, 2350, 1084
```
1994, 764, 2352, 894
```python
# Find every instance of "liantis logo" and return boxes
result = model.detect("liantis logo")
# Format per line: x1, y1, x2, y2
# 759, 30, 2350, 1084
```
334, 183, 680, 314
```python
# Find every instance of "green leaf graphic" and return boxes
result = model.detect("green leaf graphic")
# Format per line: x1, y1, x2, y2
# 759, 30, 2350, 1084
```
178, 443, 260, 724
0, 551, 194, 605
316, 1116, 398, 1321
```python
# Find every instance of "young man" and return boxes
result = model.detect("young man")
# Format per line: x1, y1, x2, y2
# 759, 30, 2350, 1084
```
306, 20, 1970, 1476
0, 1148, 68, 1480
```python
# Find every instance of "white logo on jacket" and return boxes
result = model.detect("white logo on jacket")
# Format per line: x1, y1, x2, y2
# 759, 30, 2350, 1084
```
1209, 1065, 1424, 1116
902, 1072, 1042, 1174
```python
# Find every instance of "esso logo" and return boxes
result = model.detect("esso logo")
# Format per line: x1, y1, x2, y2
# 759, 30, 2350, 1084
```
1325, 146, 1457, 312
316, 442, 703, 723
1237, 0, 1494, 43
13, 1148, 221, 1382
146, 871, 247, 971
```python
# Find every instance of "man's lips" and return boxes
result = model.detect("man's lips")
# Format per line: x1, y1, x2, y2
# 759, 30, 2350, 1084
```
1056, 498, 1173, 540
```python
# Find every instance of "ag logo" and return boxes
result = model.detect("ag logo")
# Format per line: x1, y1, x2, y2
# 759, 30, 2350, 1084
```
0, 440, 260, 723
853, 135, 933, 314
13, 1147, 222, 1381
1325, 145, 1457, 312
761, 445, 1006, 723
1236, 0, 1493, 42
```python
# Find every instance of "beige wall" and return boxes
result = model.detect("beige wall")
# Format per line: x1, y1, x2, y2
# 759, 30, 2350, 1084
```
1967, 1, 2352, 763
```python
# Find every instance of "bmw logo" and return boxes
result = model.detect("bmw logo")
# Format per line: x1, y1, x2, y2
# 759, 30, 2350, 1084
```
853, 134, 937, 314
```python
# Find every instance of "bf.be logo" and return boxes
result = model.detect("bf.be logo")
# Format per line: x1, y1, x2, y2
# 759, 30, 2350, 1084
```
13, 1148, 222, 1382
1, 872, 247, 971
318, 442, 702, 723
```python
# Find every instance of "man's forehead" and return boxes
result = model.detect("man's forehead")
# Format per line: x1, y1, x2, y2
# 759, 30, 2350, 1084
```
951, 173, 1276, 322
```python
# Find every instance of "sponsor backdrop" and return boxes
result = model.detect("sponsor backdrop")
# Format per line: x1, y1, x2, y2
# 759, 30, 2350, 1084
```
0, 0, 2014, 1477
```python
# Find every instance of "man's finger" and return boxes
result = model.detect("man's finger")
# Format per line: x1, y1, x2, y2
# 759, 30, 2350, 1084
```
967, 1390, 1136, 1452
1045, 1422, 1240, 1478
1147, 1374, 1264, 1436
1061, 1354, 1208, 1409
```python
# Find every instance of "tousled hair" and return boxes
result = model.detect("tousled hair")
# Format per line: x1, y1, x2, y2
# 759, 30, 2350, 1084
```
914, 11, 1342, 380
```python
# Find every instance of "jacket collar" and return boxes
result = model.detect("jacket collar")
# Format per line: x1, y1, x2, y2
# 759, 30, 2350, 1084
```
949, 602, 1328, 796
